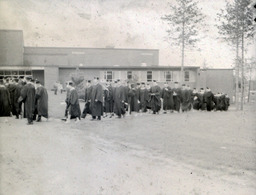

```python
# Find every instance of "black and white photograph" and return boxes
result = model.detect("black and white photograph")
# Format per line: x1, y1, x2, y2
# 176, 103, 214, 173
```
0, 0, 256, 194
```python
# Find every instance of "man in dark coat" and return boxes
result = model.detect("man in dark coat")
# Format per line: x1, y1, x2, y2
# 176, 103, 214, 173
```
161, 82, 174, 113
35, 81, 48, 121
13, 78, 22, 118
180, 84, 191, 112
7, 79, 18, 117
19, 77, 36, 124
113, 80, 126, 118
214, 93, 225, 111
191, 88, 200, 110
197, 88, 206, 111
81, 80, 92, 119
223, 94, 230, 111
173, 82, 181, 112
90, 78, 104, 120
128, 83, 140, 114
103, 81, 114, 117
149, 80, 161, 114
0, 79, 11, 117
139, 82, 149, 112
66, 81, 81, 122
203, 87, 214, 111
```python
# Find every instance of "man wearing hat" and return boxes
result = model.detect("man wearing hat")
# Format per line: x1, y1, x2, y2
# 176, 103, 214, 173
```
35, 81, 48, 121
113, 79, 126, 118
0, 79, 12, 117
139, 82, 149, 112
19, 76, 36, 124
203, 87, 214, 111
128, 83, 140, 115
161, 82, 174, 113
65, 81, 81, 122
81, 80, 92, 119
149, 80, 161, 114
90, 77, 104, 120
198, 88, 206, 110
180, 84, 191, 112
173, 82, 181, 112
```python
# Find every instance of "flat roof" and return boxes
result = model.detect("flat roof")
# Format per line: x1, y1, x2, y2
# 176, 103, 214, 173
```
24, 46, 159, 51
0, 29, 23, 32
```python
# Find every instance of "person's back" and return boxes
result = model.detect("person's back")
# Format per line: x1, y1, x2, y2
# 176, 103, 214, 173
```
36, 82, 48, 121
20, 78, 35, 124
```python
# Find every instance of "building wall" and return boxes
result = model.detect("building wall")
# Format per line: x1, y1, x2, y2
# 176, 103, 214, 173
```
44, 67, 59, 89
0, 30, 23, 66
198, 69, 234, 102
24, 47, 159, 67
32, 70, 44, 85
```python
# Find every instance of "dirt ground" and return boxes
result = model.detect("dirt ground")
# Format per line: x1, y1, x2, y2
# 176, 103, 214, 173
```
0, 91, 256, 195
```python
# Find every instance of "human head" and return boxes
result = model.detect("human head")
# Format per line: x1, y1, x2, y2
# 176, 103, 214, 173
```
174, 82, 179, 88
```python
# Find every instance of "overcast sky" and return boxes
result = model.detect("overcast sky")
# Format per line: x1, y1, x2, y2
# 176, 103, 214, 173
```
0, 0, 254, 68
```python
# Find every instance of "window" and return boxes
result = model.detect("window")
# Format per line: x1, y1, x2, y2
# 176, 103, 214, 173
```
25, 70, 32, 75
19, 70, 25, 75
184, 71, 190, 81
127, 71, 132, 79
104, 71, 113, 82
164, 71, 173, 82
147, 71, 152, 82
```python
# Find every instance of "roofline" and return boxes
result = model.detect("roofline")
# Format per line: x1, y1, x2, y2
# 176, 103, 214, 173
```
24, 46, 159, 51
0, 65, 199, 70
201, 68, 234, 70
0, 29, 23, 32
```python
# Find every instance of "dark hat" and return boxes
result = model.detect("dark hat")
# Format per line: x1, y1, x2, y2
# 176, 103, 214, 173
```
182, 84, 186, 86
114, 80, 117, 83
87, 80, 91, 83
19, 76, 24, 79
14, 78, 19, 83
141, 82, 145, 85
174, 82, 178, 84
117, 79, 120, 82
36, 80, 40, 84
200, 88, 204, 90
25, 76, 32, 81
136, 83, 141, 85
68, 81, 73, 86
153, 80, 157, 82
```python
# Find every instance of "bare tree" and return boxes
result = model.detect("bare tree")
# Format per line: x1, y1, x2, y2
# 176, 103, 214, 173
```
161, 0, 205, 83
216, 0, 254, 110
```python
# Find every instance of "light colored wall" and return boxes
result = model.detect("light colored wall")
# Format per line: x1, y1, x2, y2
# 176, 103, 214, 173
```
0, 30, 23, 66
44, 67, 59, 89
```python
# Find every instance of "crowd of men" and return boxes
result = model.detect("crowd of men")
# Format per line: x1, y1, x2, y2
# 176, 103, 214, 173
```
62, 77, 230, 123
0, 76, 230, 124
0, 76, 48, 124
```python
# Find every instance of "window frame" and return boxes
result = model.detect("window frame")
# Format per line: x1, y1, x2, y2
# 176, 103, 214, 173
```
104, 71, 113, 82
147, 71, 153, 82
164, 71, 173, 82
184, 71, 190, 82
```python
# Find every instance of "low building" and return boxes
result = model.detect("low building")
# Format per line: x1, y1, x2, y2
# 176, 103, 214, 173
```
0, 29, 234, 101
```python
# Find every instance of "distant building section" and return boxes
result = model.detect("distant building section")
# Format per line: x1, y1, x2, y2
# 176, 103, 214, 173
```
0, 30, 24, 66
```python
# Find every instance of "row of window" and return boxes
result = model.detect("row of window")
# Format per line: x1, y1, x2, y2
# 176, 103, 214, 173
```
104, 71, 190, 82
0, 70, 32, 76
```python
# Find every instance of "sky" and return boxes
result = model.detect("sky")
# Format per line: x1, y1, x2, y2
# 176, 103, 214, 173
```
0, 0, 254, 68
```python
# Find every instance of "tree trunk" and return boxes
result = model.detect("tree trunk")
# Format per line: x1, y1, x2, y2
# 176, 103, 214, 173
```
235, 3, 239, 110
240, 17, 245, 110
181, 4, 185, 84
